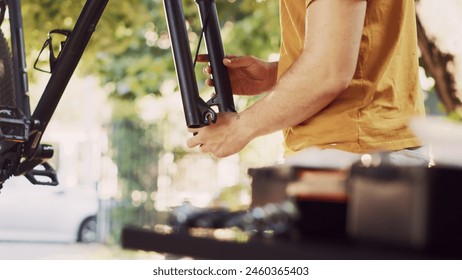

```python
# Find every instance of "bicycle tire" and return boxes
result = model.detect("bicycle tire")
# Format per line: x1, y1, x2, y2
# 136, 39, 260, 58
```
0, 27, 20, 186
0, 27, 16, 108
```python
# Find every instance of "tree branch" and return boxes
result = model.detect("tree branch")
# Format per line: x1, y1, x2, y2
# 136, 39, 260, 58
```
416, 13, 461, 113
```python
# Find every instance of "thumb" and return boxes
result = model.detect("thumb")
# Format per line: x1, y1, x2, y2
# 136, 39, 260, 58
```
223, 56, 253, 68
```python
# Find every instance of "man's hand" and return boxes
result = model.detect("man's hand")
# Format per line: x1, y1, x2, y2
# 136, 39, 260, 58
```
186, 112, 253, 158
197, 54, 278, 96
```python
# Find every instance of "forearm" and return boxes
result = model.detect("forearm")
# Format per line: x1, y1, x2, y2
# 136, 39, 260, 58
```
239, 52, 350, 139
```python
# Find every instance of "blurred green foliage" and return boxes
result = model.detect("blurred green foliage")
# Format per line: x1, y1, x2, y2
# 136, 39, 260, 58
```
448, 108, 462, 121
17, 0, 281, 240
21, 0, 280, 100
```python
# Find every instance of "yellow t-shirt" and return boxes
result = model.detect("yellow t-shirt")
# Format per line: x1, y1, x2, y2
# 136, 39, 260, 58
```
279, 0, 425, 154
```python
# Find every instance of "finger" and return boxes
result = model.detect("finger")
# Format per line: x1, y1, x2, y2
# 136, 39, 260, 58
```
205, 78, 213, 87
223, 56, 252, 68
186, 135, 201, 148
196, 54, 209, 63
203, 65, 212, 75
223, 58, 233, 66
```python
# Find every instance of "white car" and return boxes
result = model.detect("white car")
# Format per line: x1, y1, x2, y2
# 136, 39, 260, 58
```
0, 176, 98, 243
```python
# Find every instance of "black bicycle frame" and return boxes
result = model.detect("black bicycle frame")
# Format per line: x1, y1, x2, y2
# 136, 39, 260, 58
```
163, 0, 235, 128
2, 0, 229, 186
1, 0, 109, 186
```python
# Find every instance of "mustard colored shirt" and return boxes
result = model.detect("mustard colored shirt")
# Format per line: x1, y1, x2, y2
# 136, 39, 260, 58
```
279, 0, 425, 154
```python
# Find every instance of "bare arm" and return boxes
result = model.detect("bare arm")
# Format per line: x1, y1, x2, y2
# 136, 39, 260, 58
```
188, 0, 367, 157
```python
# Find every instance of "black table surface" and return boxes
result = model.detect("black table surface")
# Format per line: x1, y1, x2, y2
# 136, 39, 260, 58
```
121, 226, 459, 260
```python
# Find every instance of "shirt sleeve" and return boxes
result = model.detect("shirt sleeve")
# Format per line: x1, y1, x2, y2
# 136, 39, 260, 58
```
306, 0, 316, 8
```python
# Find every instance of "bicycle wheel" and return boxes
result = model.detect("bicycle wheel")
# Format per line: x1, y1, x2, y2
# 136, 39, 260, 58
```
1, 27, 20, 186
0, 27, 15, 107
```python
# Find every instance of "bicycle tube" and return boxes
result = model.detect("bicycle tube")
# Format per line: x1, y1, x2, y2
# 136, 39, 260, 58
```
163, 0, 235, 128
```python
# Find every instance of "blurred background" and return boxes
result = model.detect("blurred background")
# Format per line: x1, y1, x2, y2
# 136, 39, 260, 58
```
0, 0, 461, 259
